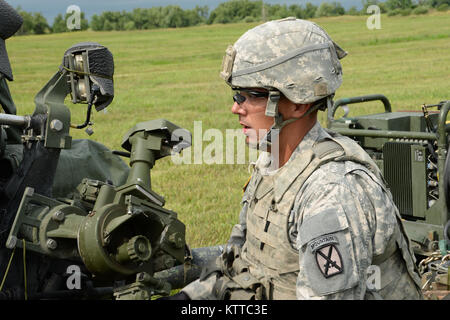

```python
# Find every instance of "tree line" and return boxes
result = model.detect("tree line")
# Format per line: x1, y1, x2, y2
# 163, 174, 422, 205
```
14, 0, 450, 35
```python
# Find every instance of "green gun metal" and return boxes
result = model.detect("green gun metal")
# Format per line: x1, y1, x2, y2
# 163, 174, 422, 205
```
328, 95, 450, 255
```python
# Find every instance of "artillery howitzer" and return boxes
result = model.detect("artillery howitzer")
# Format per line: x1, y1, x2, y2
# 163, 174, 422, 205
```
328, 95, 450, 299
0, 42, 222, 300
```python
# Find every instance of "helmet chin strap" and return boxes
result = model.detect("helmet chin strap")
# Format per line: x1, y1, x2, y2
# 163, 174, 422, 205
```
252, 90, 332, 153
256, 90, 298, 151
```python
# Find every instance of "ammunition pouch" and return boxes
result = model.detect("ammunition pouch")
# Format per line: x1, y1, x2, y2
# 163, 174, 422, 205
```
201, 245, 270, 300
214, 275, 262, 300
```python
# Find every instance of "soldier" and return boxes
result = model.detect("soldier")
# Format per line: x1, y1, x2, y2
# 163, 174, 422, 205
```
175, 17, 424, 300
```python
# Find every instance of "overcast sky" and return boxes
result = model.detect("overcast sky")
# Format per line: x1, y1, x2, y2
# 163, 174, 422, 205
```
5, 0, 363, 23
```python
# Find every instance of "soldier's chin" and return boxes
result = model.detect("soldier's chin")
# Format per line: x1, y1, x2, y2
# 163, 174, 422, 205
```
245, 132, 257, 147
247, 137, 269, 151
247, 138, 259, 150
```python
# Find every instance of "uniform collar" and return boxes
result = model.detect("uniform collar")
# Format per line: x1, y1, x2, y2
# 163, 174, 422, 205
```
256, 121, 330, 171
291, 121, 332, 160
254, 121, 331, 201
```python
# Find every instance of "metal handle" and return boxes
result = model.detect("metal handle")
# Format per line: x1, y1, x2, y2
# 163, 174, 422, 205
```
0, 113, 30, 128
327, 94, 392, 127
437, 101, 450, 150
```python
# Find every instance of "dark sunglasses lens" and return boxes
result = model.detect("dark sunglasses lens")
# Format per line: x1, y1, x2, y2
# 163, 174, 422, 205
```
233, 93, 246, 104
248, 91, 269, 98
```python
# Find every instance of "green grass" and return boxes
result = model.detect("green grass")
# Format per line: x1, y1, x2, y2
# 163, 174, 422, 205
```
5, 12, 450, 248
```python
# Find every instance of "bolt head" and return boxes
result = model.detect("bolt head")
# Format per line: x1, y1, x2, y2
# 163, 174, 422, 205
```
52, 211, 65, 222
6, 236, 17, 249
50, 119, 63, 132
46, 238, 58, 250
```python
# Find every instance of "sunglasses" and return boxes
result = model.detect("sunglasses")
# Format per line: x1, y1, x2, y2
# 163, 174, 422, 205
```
232, 89, 269, 105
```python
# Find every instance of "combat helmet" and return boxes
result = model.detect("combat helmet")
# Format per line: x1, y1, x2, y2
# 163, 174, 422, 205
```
220, 17, 347, 148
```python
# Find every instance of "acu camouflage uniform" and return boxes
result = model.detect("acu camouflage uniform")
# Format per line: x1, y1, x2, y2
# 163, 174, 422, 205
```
182, 18, 423, 299
182, 122, 423, 300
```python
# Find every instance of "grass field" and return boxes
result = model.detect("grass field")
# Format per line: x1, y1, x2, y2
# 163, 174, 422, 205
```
5, 12, 450, 248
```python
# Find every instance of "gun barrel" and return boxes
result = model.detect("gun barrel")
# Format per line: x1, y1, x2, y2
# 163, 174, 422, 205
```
0, 113, 29, 128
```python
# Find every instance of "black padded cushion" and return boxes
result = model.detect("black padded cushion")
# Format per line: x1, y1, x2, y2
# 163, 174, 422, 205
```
0, 0, 23, 39
62, 42, 114, 111
0, 1, 23, 81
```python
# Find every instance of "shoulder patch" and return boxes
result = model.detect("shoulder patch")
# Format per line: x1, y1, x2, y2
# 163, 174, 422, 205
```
309, 234, 339, 252
315, 244, 343, 278
298, 208, 358, 295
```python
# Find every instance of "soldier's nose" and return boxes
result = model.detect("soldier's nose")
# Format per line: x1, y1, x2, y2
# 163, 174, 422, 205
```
231, 101, 245, 115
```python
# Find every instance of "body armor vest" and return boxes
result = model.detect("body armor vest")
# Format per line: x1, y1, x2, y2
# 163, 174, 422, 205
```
226, 130, 422, 299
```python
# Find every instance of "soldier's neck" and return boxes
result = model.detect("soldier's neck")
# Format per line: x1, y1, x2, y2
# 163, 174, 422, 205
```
271, 115, 317, 168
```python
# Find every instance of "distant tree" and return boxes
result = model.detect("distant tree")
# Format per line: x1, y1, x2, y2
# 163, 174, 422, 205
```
52, 12, 89, 33
315, 2, 345, 17
100, 11, 123, 30
145, 8, 164, 28
184, 8, 203, 26
195, 5, 209, 21
32, 13, 50, 34
267, 4, 291, 20
15, 7, 35, 35
416, 0, 429, 5
437, 2, 449, 9
131, 8, 155, 29
78, 12, 89, 30
88, 5, 205, 31
90, 14, 104, 31
362, 0, 388, 13
288, 4, 305, 18
385, 0, 413, 10
21, 0, 424, 35
124, 20, 136, 31
208, 0, 260, 24
347, 6, 361, 15
117, 11, 133, 30
206, 1, 321, 23
412, 5, 429, 13
52, 14, 66, 33
103, 20, 114, 31
401, 7, 412, 14
427, 0, 450, 7
303, 2, 318, 18
243, 15, 256, 22
161, 6, 187, 28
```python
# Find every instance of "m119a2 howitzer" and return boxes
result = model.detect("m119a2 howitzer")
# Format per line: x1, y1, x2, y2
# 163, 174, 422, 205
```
0, 40, 223, 300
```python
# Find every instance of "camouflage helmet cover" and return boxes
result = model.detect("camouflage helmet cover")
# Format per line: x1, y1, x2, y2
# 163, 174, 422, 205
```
221, 18, 347, 104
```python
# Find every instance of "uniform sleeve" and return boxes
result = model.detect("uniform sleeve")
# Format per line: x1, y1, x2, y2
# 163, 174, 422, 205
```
227, 201, 248, 247
182, 177, 253, 299
295, 165, 392, 300
181, 272, 218, 300
182, 202, 247, 300
228, 172, 257, 247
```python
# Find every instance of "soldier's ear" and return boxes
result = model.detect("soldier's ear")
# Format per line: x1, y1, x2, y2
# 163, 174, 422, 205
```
292, 103, 313, 118
279, 98, 313, 119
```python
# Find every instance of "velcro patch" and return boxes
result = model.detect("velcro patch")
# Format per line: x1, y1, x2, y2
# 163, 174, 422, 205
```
220, 45, 236, 82
314, 82, 328, 96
